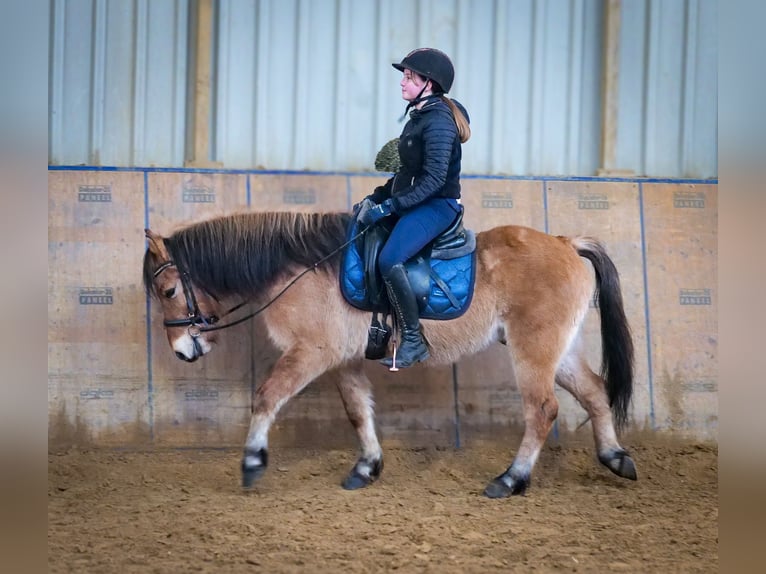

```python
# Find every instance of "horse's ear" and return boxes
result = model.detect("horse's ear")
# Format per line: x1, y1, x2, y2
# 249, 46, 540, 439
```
145, 228, 170, 260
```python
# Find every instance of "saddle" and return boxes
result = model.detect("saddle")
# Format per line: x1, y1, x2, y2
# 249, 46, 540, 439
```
341, 205, 477, 320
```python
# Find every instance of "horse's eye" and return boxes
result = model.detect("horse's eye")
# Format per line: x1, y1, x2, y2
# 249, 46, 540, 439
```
163, 287, 176, 299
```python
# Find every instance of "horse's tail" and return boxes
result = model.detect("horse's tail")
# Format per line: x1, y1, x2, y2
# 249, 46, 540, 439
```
572, 237, 634, 431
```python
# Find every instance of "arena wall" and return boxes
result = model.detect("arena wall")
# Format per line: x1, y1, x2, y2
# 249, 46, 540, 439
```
48, 169, 717, 448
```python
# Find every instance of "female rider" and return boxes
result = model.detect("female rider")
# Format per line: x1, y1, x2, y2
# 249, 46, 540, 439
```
359, 48, 471, 369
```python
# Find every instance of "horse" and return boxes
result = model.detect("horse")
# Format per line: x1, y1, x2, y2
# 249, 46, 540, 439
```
142, 210, 637, 498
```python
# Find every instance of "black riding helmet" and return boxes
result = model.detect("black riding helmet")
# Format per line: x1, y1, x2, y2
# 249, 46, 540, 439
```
392, 48, 455, 94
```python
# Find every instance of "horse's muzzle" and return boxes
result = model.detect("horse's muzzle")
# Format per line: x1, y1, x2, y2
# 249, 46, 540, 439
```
175, 350, 199, 363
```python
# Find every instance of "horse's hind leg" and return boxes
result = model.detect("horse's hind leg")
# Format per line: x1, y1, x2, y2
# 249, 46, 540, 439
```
334, 363, 383, 490
483, 351, 560, 499
555, 349, 637, 480
242, 345, 332, 488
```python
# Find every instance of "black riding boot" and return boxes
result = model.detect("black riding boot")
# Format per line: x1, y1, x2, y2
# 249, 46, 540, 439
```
380, 264, 430, 369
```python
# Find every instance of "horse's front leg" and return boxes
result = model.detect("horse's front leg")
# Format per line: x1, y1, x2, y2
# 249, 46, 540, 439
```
242, 346, 331, 488
334, 362, 383, 490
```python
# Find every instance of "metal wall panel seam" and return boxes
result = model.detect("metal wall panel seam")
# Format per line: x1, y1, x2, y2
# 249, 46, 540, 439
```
292, 0, 311, 169
455, 0, 472, 168
583, 0, 605, 174
374, 0, 391, 153
681, 0, 699, 177
254, 0, 271, 168
640, 0, 654, 177
642, 0, 682, 174
508, 0, 534, 176
334, 0, 351, 170
637, 181, 656, 429
490, 0, 507, 173
216, 0, 230, 162
417, 0, 430, 46
567, 0, 585, 174
50, 0, 66, 160
91, 0, 108, 165
174, 0, 189, 165
132, 0, 149, 166
615, 0, 646, 175
530, 0, 546, 174
143, 170, 155, 440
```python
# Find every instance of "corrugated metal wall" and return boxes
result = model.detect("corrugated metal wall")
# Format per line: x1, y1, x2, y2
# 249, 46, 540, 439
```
49, 0, 189, 166
48, 0, 717, 178
617, 0, 718, 178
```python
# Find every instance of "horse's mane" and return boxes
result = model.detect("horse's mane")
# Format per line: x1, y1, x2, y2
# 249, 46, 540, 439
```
143, 211, 352, 299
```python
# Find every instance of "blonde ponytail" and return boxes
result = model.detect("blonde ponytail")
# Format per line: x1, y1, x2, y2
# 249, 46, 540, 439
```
441, 96, 471, 143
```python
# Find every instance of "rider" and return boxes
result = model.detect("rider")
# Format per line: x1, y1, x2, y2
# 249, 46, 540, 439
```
358, 48, 471, 369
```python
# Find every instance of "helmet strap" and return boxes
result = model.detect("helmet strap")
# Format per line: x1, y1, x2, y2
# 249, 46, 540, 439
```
399, 81, 432, 122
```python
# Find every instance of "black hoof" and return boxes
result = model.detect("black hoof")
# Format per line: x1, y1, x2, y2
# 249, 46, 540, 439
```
483, 473, 529, 498
242, 465, 266, 488
341, 471, 372, 490
341, 458, 383, 490
241, 448, 268, 488
483, 478, 513, 499
599, 449, 638, 481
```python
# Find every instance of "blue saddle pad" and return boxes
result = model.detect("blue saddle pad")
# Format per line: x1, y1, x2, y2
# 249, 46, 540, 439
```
340, 219, 476, 320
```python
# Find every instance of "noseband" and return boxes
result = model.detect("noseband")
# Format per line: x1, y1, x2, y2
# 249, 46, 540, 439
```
152, 261, 219, 335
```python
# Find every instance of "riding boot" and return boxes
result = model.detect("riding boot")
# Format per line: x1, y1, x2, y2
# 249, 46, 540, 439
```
380, 264, 430, 368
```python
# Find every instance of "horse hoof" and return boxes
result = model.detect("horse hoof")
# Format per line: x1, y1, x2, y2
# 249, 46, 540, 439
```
341, 471, 373, 490
242, 465, 265, 488
483, 478, 513, 499
341, 457, 383, 490
241, 448, 268, 488
600, 450, 638, 480
483, 472, 529, 498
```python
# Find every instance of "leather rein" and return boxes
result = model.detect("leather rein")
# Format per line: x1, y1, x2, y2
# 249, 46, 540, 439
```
152, 226, 368, 336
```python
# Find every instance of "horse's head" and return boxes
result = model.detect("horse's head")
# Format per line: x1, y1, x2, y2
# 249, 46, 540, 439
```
143, 229, 223, 362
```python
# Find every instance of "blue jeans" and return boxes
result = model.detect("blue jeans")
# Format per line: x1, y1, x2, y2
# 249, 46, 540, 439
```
378, 197, 461, 276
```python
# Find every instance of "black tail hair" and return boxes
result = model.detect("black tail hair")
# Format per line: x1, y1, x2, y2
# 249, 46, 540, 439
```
576, 239, 634, 431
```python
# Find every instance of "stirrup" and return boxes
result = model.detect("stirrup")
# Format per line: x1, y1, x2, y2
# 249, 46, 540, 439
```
389, 345, 400, 372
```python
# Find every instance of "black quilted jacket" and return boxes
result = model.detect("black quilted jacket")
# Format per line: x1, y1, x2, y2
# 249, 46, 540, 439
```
371, 96, 469, 213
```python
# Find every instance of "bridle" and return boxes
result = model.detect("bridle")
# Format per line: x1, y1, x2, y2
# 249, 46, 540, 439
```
150, 223, 369, 337
152, 261, 225, 336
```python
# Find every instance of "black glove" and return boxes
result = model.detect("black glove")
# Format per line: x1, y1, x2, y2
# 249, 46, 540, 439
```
352, 194, 376, 214
359, 199, 394, 227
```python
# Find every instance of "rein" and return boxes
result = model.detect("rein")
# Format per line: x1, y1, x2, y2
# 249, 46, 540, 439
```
153, 226, 369, 335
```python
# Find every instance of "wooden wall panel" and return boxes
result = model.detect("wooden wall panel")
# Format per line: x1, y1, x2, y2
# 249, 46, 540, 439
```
545, 181, 652, 432
460, 178, 546, 232
48, 171, 150, 445
146, 172, 252, 446
642, 183, 717, 439
48, 170, 718, 447
250, 173, 348, 212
